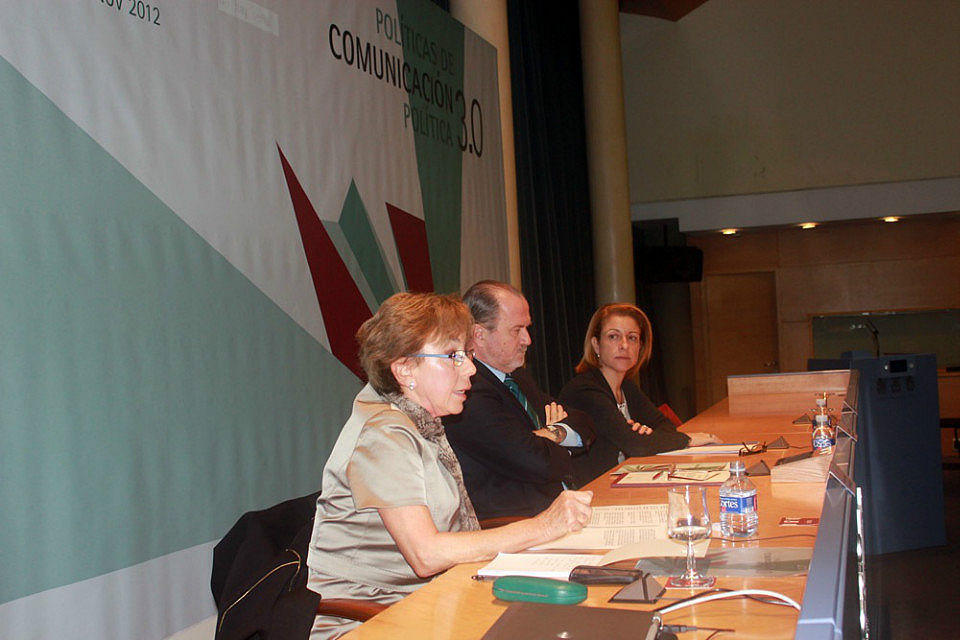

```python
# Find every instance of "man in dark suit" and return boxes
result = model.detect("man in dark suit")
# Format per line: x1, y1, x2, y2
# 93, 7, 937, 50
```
444, 281, 595, 520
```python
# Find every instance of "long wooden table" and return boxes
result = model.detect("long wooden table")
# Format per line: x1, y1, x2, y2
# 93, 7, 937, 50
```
345, 376, 850, 639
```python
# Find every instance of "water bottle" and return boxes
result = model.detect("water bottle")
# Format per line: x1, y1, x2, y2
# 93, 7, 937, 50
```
811, 413, 835, 455
719, 460, 758, 537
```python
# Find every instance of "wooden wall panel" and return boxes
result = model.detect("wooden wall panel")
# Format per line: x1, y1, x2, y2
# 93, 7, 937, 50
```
689, 281, 710, 411
941, 373, 960, 418
778, 215, 960, 267
687, 212, 960, 412
703, 272, 779, 405
779, 320, 812, 373
777, 256, 960, 322
691, 231, 779, 274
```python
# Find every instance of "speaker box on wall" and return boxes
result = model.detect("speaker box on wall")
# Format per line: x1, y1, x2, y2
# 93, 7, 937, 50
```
635, 246, 703, 283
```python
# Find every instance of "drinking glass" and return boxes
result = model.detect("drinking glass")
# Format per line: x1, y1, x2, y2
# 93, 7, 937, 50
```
666, 485, 715, 588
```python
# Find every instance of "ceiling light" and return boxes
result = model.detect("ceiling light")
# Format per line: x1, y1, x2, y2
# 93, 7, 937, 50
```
882, 216, 900, 223
799, 222, 817, 230
720, 228, 738, 235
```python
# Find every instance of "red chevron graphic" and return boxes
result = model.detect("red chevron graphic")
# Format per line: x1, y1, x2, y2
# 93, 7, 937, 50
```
277, 144, 370, 379
386, 203, 434, 293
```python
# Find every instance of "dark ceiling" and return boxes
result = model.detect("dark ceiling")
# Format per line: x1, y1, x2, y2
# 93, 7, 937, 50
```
619, 0, 710, 21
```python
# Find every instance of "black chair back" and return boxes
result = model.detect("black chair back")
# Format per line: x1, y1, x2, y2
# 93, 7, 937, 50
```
211, 492, 321, 640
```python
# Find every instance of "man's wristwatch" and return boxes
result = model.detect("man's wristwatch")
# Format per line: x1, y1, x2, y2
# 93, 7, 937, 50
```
545, 424, 567, 443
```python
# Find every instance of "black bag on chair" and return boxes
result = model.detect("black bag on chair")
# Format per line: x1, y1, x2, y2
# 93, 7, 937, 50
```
211, 492, 321, 640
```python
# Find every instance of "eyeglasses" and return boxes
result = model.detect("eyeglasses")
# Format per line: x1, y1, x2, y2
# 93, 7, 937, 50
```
738, 442, 768, 457
407, 349, 475, 367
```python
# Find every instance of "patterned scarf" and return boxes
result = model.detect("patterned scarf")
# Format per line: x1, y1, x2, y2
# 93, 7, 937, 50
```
383, 392, 480, 532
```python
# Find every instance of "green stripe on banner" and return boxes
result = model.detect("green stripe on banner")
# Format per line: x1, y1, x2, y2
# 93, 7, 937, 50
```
340, 180, 399, 305
0, 55, 358, 604
397, 0, 465, 295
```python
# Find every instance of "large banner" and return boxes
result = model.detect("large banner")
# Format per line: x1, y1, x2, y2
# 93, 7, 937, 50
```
0, 1, 508, 638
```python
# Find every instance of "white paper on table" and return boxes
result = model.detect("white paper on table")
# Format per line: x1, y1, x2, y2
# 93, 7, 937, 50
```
588, 504, 668, 527
615, 469, 731, 485
529, 504, 671, 550
600, 538, 710, 563
476, 552, 603, 579
530, 524, 665, 550
656, 443, 754, 456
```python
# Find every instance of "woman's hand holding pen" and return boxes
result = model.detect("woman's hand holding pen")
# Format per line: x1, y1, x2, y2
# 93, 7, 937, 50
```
537, 490, 594, 537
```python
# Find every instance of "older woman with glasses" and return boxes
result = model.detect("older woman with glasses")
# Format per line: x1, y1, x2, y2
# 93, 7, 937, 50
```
306, 292, 593, 639
559, 303, 719, 486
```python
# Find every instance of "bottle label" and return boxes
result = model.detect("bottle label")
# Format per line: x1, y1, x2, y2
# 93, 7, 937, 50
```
812, 426, 835, 453
812, 435, 834, 452
720, 494, 757, 515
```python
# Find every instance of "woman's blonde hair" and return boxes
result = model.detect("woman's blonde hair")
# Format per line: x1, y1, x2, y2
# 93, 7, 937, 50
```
357, 292, 473, 394
574, 303, 653, 378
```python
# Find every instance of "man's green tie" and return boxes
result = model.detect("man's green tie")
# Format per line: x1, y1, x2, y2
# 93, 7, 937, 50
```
503, 375, 542, 429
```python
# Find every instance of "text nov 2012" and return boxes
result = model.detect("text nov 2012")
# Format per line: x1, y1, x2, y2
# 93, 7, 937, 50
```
98, 0, 161, 27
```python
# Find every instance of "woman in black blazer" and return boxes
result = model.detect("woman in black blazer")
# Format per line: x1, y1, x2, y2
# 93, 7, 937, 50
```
559, 303, 718, 485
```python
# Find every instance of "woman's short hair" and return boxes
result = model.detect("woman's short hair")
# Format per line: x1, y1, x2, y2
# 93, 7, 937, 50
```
575, 303, 653, 378
357, 292, 473, 394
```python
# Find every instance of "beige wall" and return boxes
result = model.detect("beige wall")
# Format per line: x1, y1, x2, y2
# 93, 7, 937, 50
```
620, 0, 960, 204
